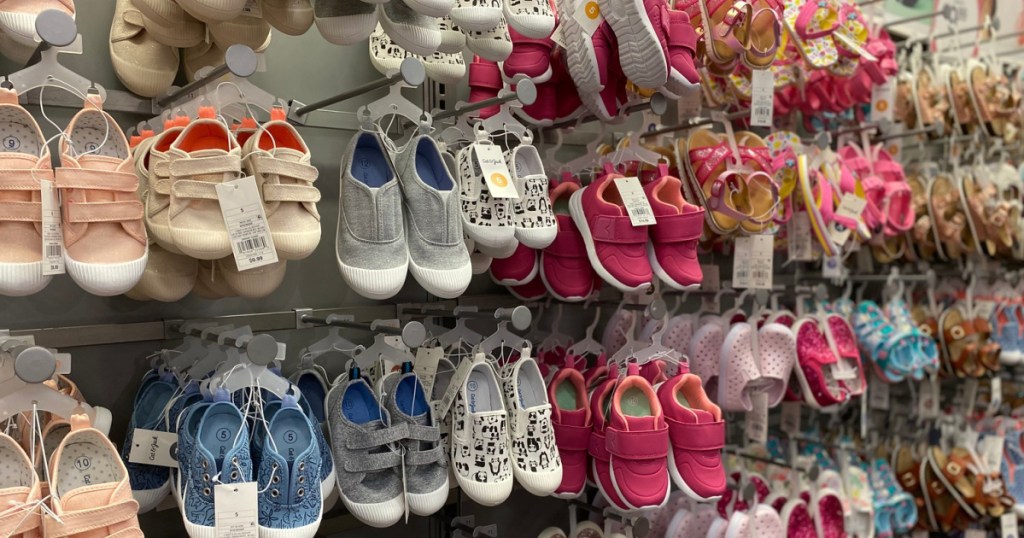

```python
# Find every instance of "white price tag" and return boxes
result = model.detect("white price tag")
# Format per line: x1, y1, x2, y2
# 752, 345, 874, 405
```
918, 377, 939, 419
749, 69, 774, 127
436, 355, 480, 419
613, 177, 656, 226
240, 0, 262, 17
573, 0, 603, 35
40, 179, 64, 276
822, 256, 844, 279
128, 429, 179, 468
550, 25, 566, 49
474, 144, 519, 199
216, 176, 279, 271
1002, 512, 1019, 538
55, 352, 71, 375
676, 86, 703, 121
870, 78, 896, 123
732, 235, 773, 289
414, 346, 444, 396
989, 376, 1003, 416
829, 194, 867, 246
869, 374, 890, 410
215, 482, 258, 538
780, 402, 801, 435
701, 264, 720, 291
745, 392, 769, 444
788, 212, 814, 261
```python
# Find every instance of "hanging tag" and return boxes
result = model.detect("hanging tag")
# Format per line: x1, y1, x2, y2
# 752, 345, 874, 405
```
573, 0, 603, 35
788, 212, 814, 261
414, 346, 444, 395
989, 376, 1003, 416
612, 177, 656, 226
965, 529, 987, 538
749, 69, 774, 127
912, 531, 929, 538
474, 144, 519, 199
1001, 512, 1019, 538
216, 176, 278, 271
780, 402, 801, 435
676, 86, 703, 122
870, 78, 896, 123
860, 381, 869, 440
963, 378, 979, 415
240, 0, 262, 17
128, 429, 179, 468
745, 392, 769, 444
869, 374, 890, 410
829, 194, 868, 246
822, 255, 844, 279
701, 264, 720, 291
733, 235, 773, 290
436, 355, 478, 419
963, 428, 980, 452
214, 482, 259, 538
550, 25, 566, 49
40, 179, 65, 276
918, 376, 939, 419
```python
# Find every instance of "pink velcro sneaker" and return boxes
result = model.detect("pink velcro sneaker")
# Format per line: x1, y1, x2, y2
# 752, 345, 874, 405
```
658, 373, 726, 502
541, 176, 600, 302
606, 364, 670, 511
587, 372, 632, 511
548, 367, 591, 498
644, 169, 705, 290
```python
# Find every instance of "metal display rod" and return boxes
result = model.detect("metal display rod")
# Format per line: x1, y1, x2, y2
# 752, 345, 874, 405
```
639, 108, 751, 139
298, 313, 426, 349
884, 4, 955, 28
156, 44, 258, 107
405, 305, 533, 331
172, 323, 279, 365
907, 19, 1000, 48
289, 57, 425, 121
433, 80, 537, 121
546, 93, 669, 131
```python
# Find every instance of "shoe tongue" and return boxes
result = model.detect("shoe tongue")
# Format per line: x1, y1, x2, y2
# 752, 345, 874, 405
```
557, 408, 588, 427
613, 414, 658, 431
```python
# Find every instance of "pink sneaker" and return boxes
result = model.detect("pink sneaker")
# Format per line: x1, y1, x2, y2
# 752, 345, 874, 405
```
568, 168, 652, 293
515, 77, 558, 125
644, 170, 704, 290
606, 364, 670, 510
689, 318, 725, 399
490, 241, 538, 285
658, 374, 726, 502
588, 372, 631, 511
717, 322, 761, 412
551, 52, 583, 120
468, 56, 503, 119
662, 7, 699, 94
548, 367, 591, 498
507, 271, 548, 300
503, 26, 554, 83
792, 317, 849, 409
541, 178, 600, 301
597, 0, 669, 88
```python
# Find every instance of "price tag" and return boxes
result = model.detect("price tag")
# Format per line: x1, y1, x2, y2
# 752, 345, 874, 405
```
701, 264, 720, 291
128, 429, 179, 468
414, 346, 444, 395
869, 374, 890, 410
240, 0, 262, 17
613, 177, 656, 226
745, 392, 769, 444
989, 376, 1003, 416
780, 402, 801, 435
550, 25, 566, 49
829, 194, 867, 246
788, 211, 814, 261
40, 179, 65, 276
436, 354, 479, 419
749, 69, 774, 127
55, 352, 71, 375
871, 78, 895, 123
677, 86, 703, 122
822, 256, 844, 279
966, 529, 987, 538
474, 143, 519, 199
573, 0, 604, 35
1002, 512, 1019, 538
918, 376, 939, 419
215, 482, 258, 538
733, 235, 773, 289
216, 176, 279, 271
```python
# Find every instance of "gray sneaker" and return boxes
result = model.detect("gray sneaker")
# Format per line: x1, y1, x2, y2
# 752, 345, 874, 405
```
379, 370, 449, 516
393, 135, 471, 299
337, 132, 409, 300
326, 374, 406, 528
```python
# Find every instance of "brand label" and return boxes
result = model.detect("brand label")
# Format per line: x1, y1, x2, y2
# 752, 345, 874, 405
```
613, 177, 656, 226
474, 144, 519, 199
414, 346, 444, 396
40, 179, 65, 275
215, 482, 258, 538
829, 193, 867, 246
128, 429, 179, 468
216, 176, 279, 271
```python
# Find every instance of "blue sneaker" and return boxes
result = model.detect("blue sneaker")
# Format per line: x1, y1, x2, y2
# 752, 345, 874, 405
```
263, 392, 337, 511
120, 371, 177, 513
181, 401, 253, 537
254, 395, 323, 537
289, 367, 329, 424
166, 382, 204, 508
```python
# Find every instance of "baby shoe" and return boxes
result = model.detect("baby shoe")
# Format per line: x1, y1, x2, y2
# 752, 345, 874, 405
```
606, 364, 670, 510
658, 373, 726, 501
501, 356, 562, 496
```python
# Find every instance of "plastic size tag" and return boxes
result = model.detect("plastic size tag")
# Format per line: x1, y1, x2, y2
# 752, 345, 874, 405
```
216, 176, 279, 271
414, 346, 444, 396
550, 25, 566, 49
436, 354, 479, 419
128, 429, 179, 468
822, 256, 844, 279
917, 376, 939, 419
871, 78, 895, 123
573, 0, 603, 35
215, 482, 258, 538
749, 69, 774, 127
733, 235, 773, 290
474, 144, 518, 199
788, 212, 814, 261
676, 86, 703, 122
240, 0, 262, 17
40, 179, 64, 276
780, 402, 801, 435
1001, 512, 1019, 538
613, 177, 656, 226
745, 392, 769, 444
869, 373, 890, 410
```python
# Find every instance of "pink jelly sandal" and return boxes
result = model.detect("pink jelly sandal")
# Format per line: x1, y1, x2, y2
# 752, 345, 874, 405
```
792, 316, 849, 409
812, 488, 847, 538
690, 318, 727, 400
821, 313, 866, 396
782, 498, 818, 538
718, 322, 763, 412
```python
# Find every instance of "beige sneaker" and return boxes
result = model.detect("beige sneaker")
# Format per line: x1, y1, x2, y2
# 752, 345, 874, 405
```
166, 107, 241, 260
128, 243, 198, 302
208, 13, 272, 50
215, 256, 287, 298
0, 87, 53, 297
57, 95, 148, 296
44, 413, 143, 538
0, 432, 42, 537
261, 0, 314, 35
241, 109, 321, 260
139, 118, 188, 254
193, 259, 236, 299
109, 0, 180, 99
130, 0, 205, 48
176, 0, 247, 22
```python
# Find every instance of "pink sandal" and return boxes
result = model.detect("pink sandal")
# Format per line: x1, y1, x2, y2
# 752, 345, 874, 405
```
792, 316, 849, 409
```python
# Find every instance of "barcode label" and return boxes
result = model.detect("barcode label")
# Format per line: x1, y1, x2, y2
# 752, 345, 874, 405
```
45, 245, 61, 258
216, 176, 278, 272
613, 177, 656, 226
40, 179, 65, 276
235, 236, 267, 253
749, 69, 774, 127
732, 235, 773, 289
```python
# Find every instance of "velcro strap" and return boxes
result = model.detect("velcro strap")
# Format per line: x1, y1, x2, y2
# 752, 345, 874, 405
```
169, 154, 241, 179
546, 226, 587, 256
262, 183, 321, 203
0, 168, 53, 189
66, 200, 143, 223
553, 422, 591, 451
0, 200, 43, 222
251, 156, 318, 183
151, 161, 172, 194
590, 214, 648, 244
651, 212, 704, 243
55, 168, 138, 192
171, 180, 220, 201
605, 426, 669, 459
671, 22, 698, 54
405, 423, 440, 443
405, 445, 445, 466
0, 503, 42, 534
342, 450, 403, 473
43, 498, 140, 538
347, 424, 408, 450
666, 419, 724, 451
588, 430, 609, 460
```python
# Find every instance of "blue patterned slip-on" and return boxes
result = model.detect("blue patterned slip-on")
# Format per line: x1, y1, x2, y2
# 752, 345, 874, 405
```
119, 372, 177, 513
379, 367, 449, 516
1001, 427, 1024, 516
326, 370, 406, 528
259, 395, 337, 511
171, 396, 208, 509
181, 401, 253, 538
256, 395, 323, 538
165, 382, 204, 507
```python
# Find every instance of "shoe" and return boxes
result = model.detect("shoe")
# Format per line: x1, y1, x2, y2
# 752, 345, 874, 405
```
262, 0, 315, 35
464, 16, 513, 62
468, 56, 503, 118
451, 360, 513, 506
588, 367, 632, 511
450, 0, 501, 31
662, 7, 699, 93
456, 142, 516, 249
130, 0, 205, 48
379, 369, 449, 516
215, 256, 287, 298
425, 49, 467, 83
658, 374, 726, 502
506, 143, 557, 248
182, 40, 226, 82
503, 27, 554, 83
402, 0, 455, 18
192, 259, 236, 299
568, 171, 653, 293
45, 413, 143, 537
606, 363, 670, 510
370, 23, 413, 75
176, 0, 246, 22
717, 322, 762, 412
58, 96, 147, 296
757, 322, 798, 407
501, 357, 562, 496
0, 88, 52, 297
793, 316, 849, 408
313, 0, 377, 45
393, 135, 472, 298
0, 0, 74, 47
336, 132, 408, 300
169, 397, 207, 506
108, 0, 181, 99
139, 119, 188, 254
241, 109, 322, 260
503, 0, 554, 39
547, 367, 590, 499
380, 0, 442, 55
326, 373, 405, 528
540, 178, 599, 302
289, 367, 329, 425
438, 15, 466, 53
208, 12, 273, 50
508, 272, 548, 300
0, 432, 41, 537
119, 373, 176, 513
490, 242, 538, 285
643, 171, 704, 290
260, 395, 337, 513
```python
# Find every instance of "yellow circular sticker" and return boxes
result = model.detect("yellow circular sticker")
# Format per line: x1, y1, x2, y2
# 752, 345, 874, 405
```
585, 1, 600, 19
490, 172, 509, 188
876, 100, 888, 112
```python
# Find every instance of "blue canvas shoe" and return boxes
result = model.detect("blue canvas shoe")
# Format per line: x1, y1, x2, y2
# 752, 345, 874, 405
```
119, 371, 177, 513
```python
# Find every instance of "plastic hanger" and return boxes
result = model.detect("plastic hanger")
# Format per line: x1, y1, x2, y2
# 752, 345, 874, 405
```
563, 121, 609, 177
567, 299, 605, 358
436, 317, 484, 352
480, 99, 531, 143
0, 346, 95, 423
305, 327, 362, 362
610, 129, 664, 168
358, 82, 433, 140
609, 303, 639, 366
538, 303, 571, 353
203, 348, 296, 399
168, 324, 233, 376
3, 35, 104, 102
477, 320, 530, 358
352, 323, 417, 371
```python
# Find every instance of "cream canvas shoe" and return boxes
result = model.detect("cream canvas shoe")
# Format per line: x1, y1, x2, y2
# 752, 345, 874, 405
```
130, 0, 205, 48
215, 256, 287, 298
139, 117, 188, 254
109, 0, 179, 98
128, 243, 198, 302
176, 0, 247, 22
208, 12, 273, 50
262, 0, 314, 35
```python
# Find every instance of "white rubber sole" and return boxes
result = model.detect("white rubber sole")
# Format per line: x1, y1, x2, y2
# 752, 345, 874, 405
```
0, 12, 38, 47
560, 7, 602, 94
0, 261, 51, 296
466, 33, 513, 62
336, 257, 408, 300
66, 252, 148, 297
516, 225, 557, 249
379, 14, 443, 56
515, 466, 563, 497
450, 6, 503, 31
404, 0, 456, 18
134, 480, 171, 514
607, 456, 670, 512
176, 0, 248, 22
339, 490, 404, 528
316, 13, 378, 45
647, 242, 699, 292
504, 9, 556, 40
667, 449, 722, 503
568, 188, 650, 293
455, 473, 513, 506
409, 256, 472, 299
272, 229, 322, 261
169, 226, 231, 260
490, 255, 538, 286
258, 504, 322, 538
463, 217, 516, 250
589, 459, 633, 513
596, 0, 667, 88
538, 257, 591, 303
407, 479, 450, 516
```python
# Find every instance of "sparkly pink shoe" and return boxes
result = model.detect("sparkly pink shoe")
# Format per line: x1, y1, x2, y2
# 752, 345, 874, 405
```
658, 374, 726, 502
792, 317, 849, 409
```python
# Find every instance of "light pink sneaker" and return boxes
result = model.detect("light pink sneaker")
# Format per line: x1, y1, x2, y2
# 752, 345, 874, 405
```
717, 322, 762, 412
588, 372, 631, 511
689, 318, 726, 399
540, 178, 600, 302
644, 170, 704, 290
606, 364, 670, 511
58, 95, 147, 296
490, 241, 538, 285
596, 0, 669, 88
0, 432, 42, 537
658, 374, 726, 502
568, 168, 652, 293
548, 367, 591, 499
757, 322, 797, 407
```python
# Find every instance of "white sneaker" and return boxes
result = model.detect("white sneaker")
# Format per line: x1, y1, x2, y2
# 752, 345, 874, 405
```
369, 23, 412, 76
464, 16, 513, 62
313, 0, 377, 45
455, 142, 515, 250
499, 356, 562, 496
451, 359, 513, 506
423, 50, 467, 84
379, 0, 442, 56
503, 0, 555, 39
505, 143, 557, 248
451, 0, 501, 31
438, 15, 466, 53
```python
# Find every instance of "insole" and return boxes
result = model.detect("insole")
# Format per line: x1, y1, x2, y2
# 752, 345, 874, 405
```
516, 366, 545, 408
271, 412, 312, 463
137, 383, 176, 427
416, 152, 452, 190
44, 424, 70, 464
676, 391, 692, 409
352, 146, 392, 188
396, 376, 430, 416
198, 408, 242, 469
0, 443, 31, 487
0, 121, 41, 155
57, 434, 121, 496
466, 370, 496, 414
555, 383, 578, 411
70, 114, 127, 158
296, 376, 326, 423
341, 382, 383, 424
620, 387, 652, 417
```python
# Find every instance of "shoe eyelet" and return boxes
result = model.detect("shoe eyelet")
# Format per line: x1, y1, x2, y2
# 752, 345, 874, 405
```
203, 487, 211, 496
203, 473, 210, 482
202, 460, 208, 470
232, 457, 238, 465
272, 476, 280, 484
272, 463, 278, 470
270, 489, 279, 498
230, 471, 239, 480
298, 462, 305, 471
297, 488, 304, 497
298, 476, 305, 484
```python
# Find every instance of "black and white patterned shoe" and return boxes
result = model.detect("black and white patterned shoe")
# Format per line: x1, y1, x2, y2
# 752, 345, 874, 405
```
465, 16, 513, 63
503, 0, 555, 39
500, 356, 562, 496
451, 359, 513, 506
423, 50, 467, 84
504, 144, 557, 249
456, 143, 516, 249
369, 24, 413, 76
451, 0, 502, 31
